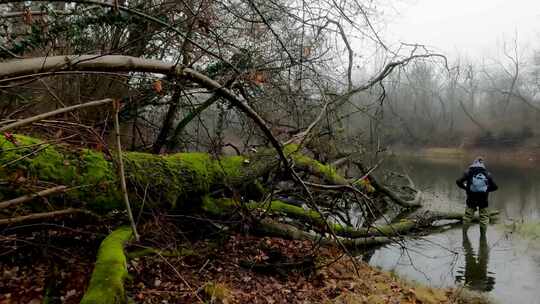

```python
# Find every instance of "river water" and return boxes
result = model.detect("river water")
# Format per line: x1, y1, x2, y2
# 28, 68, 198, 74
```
367, 156, 540, 304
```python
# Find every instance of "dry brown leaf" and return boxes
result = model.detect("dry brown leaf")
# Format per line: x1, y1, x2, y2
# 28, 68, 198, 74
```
153, 80, 163, 94
23, 8, 33, 25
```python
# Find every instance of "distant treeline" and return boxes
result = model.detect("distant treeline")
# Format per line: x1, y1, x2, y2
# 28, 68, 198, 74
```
342, 44, 540, 150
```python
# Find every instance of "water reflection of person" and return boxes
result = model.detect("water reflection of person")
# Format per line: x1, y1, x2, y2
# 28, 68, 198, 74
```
456, 228, 496, 292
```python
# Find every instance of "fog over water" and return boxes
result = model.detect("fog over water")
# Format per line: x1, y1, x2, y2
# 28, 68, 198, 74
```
384, 0, 540, 59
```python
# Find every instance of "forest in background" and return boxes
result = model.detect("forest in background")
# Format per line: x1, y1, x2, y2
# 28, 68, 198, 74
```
374, 45, 540, 149
0, 0, 447, 160
2, 2, 537, 156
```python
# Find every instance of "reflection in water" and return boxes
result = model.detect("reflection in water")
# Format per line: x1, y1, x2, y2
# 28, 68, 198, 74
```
455, 228, 496, 291
380, 156, 540, 221
369, 156, 540, 304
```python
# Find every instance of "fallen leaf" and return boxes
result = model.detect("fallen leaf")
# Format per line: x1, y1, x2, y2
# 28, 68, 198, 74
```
153, 80, 163, 94
23, 8, 33, 25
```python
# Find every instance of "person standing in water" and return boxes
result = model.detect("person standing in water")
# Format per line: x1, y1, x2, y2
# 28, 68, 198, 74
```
456, 157, 498, 229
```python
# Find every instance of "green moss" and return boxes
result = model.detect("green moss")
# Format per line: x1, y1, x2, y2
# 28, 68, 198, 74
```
80, 226, 134, 304
0, 135, 76, 183
0, 135, 47, 174
0, 135, 124, 211
284, 144, 346, 184
214, 155, 245, 180
28, 144, 71, 182
249, 200, 323, 222
202, 196, 328, 228
1, 135, 253, 213
201, 195, 236, 215
507, 221, 540, 240
81, 149, 115, 184
202, 196, 416, 239
123, 152, 245, 209
125, 248, 156, 259
203, 282, 233, 303
124, 152, 184, 208
4, 135, 349, 216
247, 200, 377, 236
80, 149, 122, 210
128, 152, 214, 208
171, 152, 214, 192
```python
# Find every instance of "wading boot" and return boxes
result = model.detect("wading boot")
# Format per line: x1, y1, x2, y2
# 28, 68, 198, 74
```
463, 207, 475, 227
479, 208, 490, 230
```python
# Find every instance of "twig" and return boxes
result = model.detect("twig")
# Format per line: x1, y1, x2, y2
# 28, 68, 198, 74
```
154, 251, 205, 303
0, 185, 67, 209
1, 144, 50, 167
354, 161, 421, 209
246, 0, 295, 63
284, 100, 329, 147
135, 183, 150, 227
113, 100, 140, 241
0, 98, 114, 132
352, 158, 384, 184
0, 45, 23, 59
0, 208, 94, 226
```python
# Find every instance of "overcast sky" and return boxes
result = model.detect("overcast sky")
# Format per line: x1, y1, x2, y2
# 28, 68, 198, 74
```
383, 0, 540, 61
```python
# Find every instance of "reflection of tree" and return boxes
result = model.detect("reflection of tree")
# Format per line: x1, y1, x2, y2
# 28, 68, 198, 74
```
455, 229, 496, 291
361, 248, 377, 263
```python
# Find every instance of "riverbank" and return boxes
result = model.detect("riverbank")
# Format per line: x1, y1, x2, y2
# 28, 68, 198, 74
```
392, 146, 540, 168
0, 221, 493, 304
369, 154, 540, 304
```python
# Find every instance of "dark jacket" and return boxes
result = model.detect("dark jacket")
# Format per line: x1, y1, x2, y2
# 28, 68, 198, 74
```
456, 164, 498, 208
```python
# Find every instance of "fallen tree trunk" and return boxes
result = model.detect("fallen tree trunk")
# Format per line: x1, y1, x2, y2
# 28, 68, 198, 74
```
1, 134, 492, 237
0, 134, 251, 212
1, 134, 500, 303
354, 162, 421, 209
255, 218, 395, 248
0, 135, 368, 213
202, 196, 499, 240
80, 226, 133, 304
253, 209, 499, 247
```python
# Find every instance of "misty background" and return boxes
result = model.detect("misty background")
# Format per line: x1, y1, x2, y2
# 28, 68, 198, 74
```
337, 0, 540, 151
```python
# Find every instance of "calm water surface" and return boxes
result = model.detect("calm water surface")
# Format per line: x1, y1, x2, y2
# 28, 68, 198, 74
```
368, 156, 540, 304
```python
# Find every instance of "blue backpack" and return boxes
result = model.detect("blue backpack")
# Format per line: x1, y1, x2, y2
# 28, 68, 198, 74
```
470, 172, 488, 192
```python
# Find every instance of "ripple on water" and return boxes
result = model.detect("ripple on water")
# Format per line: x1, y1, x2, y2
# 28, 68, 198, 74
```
368, 156, 540, 304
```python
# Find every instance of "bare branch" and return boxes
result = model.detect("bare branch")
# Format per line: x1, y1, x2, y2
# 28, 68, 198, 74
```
0, 98, 115, 132
0, 186, 67, 209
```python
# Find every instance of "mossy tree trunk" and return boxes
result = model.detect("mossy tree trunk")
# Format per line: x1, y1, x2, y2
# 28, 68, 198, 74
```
0, 134, 255, 212
80, 227, 133, 304
0, 135, 495, 304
